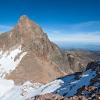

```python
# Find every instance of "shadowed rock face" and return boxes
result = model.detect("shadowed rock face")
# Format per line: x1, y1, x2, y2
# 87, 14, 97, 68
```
64, 50, 100, 72
52, 61, 100, 100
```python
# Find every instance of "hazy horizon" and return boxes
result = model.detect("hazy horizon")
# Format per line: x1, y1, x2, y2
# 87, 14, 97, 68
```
0, 0, 100, 50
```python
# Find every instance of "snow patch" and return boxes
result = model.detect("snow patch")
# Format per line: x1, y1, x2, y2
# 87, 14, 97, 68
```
0, 79, 63, 100
40, 80, 64, 95
81, 74, 89, 78
0, 79, 14, 97
70, 80, 79, 84
55, 69, 97, 97
0, 45, 27, 78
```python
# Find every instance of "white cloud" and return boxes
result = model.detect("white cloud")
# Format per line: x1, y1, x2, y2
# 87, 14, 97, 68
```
59, 34, 100, 43
0, 25, 12, 33
43, 20, 100, 34
48, 31, 100, 44
43, 21, 100, 44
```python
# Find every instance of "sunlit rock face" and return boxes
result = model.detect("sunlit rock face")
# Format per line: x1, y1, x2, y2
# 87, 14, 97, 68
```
0, 15, 66, 84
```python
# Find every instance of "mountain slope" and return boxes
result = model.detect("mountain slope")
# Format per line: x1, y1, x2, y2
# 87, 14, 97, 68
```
0, 15, 66, 83
0, 61, 99, 100
54, 61, 100, 99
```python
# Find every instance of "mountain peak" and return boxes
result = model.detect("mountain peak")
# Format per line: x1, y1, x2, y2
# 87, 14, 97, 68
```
14, 15, 43, 42
19, 15, 29, 21
0, 15, 64, 84
17, 15, 37, 29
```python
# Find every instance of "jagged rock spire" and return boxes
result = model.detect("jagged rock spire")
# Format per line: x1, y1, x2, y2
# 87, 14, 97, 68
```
17, 15, 39, 32
11, 15, 45, 45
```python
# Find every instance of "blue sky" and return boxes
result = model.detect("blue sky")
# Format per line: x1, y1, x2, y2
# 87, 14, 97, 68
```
0, 0, 100, 44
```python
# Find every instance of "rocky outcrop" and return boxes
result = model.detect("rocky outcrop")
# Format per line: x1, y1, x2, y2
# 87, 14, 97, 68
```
64, 50, 100, 72
29, 93, 88, 100
34, 93, 64, 100
66, 96, 88, 100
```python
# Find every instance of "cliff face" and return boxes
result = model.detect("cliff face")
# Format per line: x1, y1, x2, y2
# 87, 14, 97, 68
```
0, 15, 66, 83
